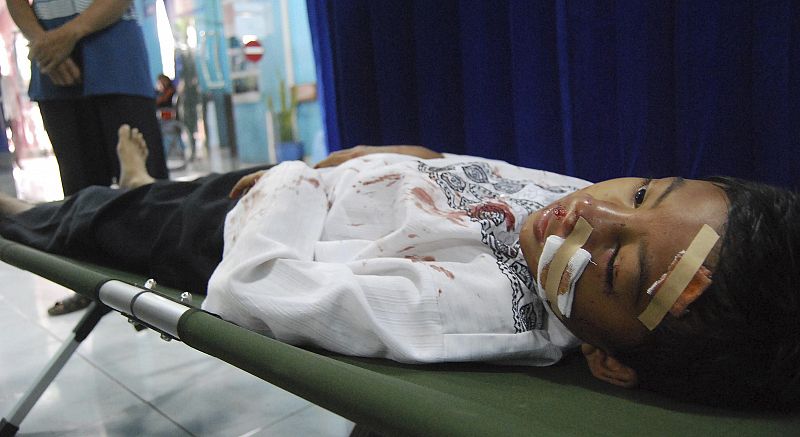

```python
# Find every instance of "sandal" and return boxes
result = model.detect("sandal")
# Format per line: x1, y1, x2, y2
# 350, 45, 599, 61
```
47, 294, 92, 316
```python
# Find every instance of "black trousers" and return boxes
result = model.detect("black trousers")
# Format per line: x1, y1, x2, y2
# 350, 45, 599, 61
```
38, 95, 170, 196
0, 166, 268, 294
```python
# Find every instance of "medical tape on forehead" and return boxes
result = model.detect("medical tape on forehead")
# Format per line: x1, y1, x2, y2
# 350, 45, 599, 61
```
544, 217, 593, 318
638, 224, 719, 330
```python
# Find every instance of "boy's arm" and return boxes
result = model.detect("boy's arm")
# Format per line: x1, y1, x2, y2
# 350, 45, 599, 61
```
26, 0, 134, 74
229, 145, 443, 199
314, 145, 443, 168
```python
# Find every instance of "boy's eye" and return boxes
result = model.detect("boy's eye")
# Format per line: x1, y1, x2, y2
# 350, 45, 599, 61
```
634, 183, 649, 207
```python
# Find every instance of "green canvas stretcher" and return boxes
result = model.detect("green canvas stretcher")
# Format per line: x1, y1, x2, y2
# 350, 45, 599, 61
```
0, 236, 798, 436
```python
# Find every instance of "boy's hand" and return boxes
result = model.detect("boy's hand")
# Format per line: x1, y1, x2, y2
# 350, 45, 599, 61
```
314, 145, 443, 168
229, 170, 268, 199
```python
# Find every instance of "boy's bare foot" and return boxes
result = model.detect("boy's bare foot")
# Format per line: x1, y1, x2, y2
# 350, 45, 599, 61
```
117, 124, 155, 189
0, 192, 33, 217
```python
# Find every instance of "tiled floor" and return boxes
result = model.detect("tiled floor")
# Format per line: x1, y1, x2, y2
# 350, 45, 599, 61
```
0, 149, 355, 436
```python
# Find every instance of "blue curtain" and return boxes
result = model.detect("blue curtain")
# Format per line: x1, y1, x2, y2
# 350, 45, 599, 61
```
307, 0, 799, 188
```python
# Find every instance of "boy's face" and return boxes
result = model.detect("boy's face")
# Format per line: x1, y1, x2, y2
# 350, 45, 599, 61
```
520, 177, 728, 352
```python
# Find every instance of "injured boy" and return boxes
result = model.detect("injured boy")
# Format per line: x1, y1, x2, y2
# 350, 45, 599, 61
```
0, 125, 797, 410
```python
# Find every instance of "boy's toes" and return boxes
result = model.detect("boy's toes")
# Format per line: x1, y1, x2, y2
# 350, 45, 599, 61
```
134, 131, 147, 150
118, 124, 131, 140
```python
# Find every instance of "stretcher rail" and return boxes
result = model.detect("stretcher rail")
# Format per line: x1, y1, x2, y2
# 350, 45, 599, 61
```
1, 237, 798, 436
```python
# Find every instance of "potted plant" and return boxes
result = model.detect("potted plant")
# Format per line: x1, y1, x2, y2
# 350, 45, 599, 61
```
267, 79, 304, 162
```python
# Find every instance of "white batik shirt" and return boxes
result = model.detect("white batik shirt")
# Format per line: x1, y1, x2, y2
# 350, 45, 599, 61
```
203, 153, 591, 365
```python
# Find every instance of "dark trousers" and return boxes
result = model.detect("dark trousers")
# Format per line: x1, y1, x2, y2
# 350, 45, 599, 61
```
0, 166, 269, 294
38, 95, 169, 196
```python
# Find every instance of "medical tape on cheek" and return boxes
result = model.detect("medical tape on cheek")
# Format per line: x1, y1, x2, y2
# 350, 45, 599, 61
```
540, 217, 593, 319
638, 224, 719, 330
536, 237, 592, 318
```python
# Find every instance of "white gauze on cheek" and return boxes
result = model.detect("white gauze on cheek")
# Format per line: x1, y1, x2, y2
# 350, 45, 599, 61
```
536, 235, 592, 318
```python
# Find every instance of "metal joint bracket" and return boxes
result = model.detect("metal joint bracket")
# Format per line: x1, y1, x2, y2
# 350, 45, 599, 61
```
98, 280, 191, 340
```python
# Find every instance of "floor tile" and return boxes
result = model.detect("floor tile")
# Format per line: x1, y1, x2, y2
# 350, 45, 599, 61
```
151, 361, 314, 436
263, 404, 356, 437
6, 351, 166, 435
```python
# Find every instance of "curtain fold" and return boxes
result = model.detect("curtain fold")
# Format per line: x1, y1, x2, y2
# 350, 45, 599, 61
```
307, 0, 799, 188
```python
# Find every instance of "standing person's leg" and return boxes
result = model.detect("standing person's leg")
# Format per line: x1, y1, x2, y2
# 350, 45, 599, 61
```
39, 99, 118, 314
38, 99, 114, 195
90, 95, 169, 181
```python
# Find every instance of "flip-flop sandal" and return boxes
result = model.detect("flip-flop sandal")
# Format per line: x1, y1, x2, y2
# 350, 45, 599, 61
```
47, 294, 92, 316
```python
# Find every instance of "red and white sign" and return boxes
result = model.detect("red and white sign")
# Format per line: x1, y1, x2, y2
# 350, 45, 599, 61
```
244, 40, 264, 63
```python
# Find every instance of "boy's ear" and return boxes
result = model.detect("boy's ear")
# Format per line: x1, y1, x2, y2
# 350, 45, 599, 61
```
581, 344, 639, 388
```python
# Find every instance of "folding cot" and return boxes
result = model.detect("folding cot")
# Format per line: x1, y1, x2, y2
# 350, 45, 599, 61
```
0, 235, 798, 436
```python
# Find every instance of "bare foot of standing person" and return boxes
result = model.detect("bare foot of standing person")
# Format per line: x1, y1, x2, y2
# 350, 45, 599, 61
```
117, 124, 156, 189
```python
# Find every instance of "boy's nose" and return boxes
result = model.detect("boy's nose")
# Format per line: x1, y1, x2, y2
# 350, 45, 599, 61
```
562, 194, 632, 241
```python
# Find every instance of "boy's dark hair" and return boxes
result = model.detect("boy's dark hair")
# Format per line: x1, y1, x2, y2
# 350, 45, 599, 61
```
617, 177, 800, 410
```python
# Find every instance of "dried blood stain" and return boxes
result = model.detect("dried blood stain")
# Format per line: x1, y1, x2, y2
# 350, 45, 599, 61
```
362, 173, 401, 187
410, 187, 466, 227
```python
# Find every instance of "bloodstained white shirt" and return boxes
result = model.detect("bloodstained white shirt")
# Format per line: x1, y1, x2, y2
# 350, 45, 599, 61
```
203, 153, 591, 365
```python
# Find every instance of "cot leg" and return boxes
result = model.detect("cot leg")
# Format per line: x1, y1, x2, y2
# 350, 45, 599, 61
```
0, 302, 110, 437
